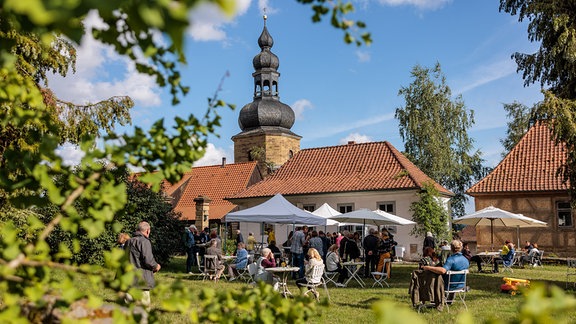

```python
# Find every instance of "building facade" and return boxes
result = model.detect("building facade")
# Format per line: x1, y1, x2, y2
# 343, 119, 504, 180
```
466, 122, 575, 256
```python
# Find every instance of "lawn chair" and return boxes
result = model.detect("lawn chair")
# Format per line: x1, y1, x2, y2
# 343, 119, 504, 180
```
236, 263, 252, 283
371, 258, 390, 288
444, 269, 469, 312
297, 264, 330, 301
186, 252, 205, 279
246, 262, 258, 284
324, 267, 339, 287
202, 255, 218, 281
566, 258, 576, 289
501, 252, 517, 273
371, 270, 390, 288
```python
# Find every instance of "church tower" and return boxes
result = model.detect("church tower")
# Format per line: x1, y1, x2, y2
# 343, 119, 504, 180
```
232, 16, 301, 177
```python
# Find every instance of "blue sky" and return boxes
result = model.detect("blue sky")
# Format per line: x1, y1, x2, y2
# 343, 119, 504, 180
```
51, 0, 542, 176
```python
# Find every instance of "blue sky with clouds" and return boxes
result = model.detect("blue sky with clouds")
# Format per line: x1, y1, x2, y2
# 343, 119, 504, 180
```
51, 0, 542, 176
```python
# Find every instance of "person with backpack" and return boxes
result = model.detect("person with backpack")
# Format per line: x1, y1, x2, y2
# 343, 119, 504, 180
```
184, 225, 196, 274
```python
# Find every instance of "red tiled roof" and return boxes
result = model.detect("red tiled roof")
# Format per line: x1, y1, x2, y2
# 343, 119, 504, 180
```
228, 141, 452, 199
467, 122, 568, 194
169, 161, 261, 220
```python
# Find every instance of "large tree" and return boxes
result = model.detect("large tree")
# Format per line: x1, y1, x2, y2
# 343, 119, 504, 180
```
0, 1, 370, 321
395, 63, 487, 219
499, 0, 576, 203
500, 101, 536, 157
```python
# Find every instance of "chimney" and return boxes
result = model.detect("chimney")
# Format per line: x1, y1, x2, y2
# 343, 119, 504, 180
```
221, 157, 226, 167
347, 141, 356, 145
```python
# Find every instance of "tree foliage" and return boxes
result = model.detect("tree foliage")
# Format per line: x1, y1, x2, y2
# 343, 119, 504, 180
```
409, 182, 450, 241
395, 63, 487, 218
0, 0, 370, 321
499, 0, 576, 204
500, 101, 545, 157
36, 171, 182, 266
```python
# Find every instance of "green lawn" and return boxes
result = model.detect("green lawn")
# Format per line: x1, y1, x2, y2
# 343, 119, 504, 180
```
151, 256, 576, 323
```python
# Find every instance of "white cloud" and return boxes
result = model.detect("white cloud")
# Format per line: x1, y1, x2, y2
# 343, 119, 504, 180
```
377, 0, 452, 10
258, 0, 278, 15
355, 50, 371, 63
339, 133, 373, 144
188, 0, 251, 42
193, 143, 233, 166
291, 99, 314, 120
48, 12, 161, 107
452, 59, 517, 95
55, 143, 85, 167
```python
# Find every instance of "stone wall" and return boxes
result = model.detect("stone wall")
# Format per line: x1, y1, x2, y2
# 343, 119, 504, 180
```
233, 132, 300, 177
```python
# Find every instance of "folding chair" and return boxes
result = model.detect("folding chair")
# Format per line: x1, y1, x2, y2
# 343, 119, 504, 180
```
501, 252, 517, 273
444, 269, 469, 312
297, 264, 330, 301
246, 262, 258, 284
371, 271, 390, 288
185, 252, 205, 279
324, 268, 339, 287
566, 258, 576, 289
236, 263, 252, 283
202, 255, 218, 281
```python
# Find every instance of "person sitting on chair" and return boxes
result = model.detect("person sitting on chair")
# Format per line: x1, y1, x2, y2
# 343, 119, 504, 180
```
326, 244, 347, 287
296, 248, 324, 297
205, 239, 225, 281
422, 240, 469, 303
520, 243, 540, 267
228, 242, 249, 280
493, 240, 515, 273
254, 248, 278, 287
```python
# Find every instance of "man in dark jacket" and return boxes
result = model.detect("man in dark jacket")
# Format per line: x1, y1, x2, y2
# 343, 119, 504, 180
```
363, 228, 380, 277
125, 221, 161, 308
339, 231, 360, 262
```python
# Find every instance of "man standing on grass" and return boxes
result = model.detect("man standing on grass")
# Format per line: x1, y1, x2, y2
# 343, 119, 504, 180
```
125, 221, 161, 308
291, 226, 308, 279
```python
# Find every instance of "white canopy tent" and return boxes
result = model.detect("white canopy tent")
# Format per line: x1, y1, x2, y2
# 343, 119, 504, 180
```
311, 203, 341, 226
225, 194, 327, 252
226, 193, 327, 225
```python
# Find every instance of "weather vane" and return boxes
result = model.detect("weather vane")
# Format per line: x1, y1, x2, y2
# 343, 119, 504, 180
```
263, 8, 267, 24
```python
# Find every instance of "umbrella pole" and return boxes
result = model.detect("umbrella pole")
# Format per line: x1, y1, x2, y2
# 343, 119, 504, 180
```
490, 219, 494, 251
517, 225, 520, 249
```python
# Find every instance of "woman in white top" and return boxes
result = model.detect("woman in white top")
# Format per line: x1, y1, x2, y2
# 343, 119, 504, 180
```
326, 244, 347, 286
296, 248, 324, 295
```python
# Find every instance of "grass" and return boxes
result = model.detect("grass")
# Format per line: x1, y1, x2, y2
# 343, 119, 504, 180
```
151, 256, 576, 323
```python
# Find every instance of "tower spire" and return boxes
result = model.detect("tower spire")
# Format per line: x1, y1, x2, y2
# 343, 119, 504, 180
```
232, 16, 301, 176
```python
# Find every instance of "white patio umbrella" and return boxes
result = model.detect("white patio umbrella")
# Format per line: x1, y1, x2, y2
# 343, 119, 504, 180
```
372, 209, 417, 226
329, 208, 415, 240
453, 206, 547, 250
